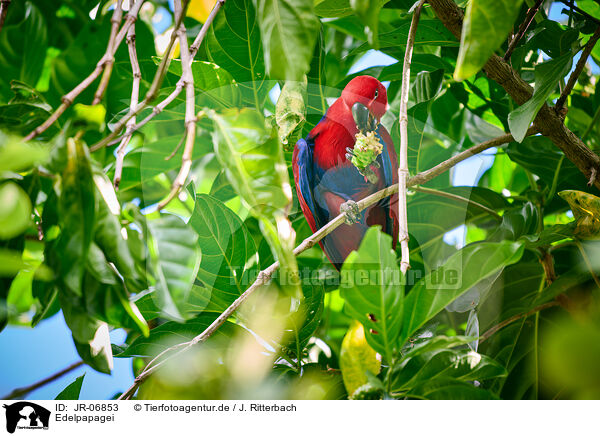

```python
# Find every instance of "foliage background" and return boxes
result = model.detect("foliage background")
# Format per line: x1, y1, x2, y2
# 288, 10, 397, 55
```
1, 0, 600, 400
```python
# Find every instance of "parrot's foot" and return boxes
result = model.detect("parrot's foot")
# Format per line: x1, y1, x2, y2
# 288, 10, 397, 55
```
340, 200, 361, 225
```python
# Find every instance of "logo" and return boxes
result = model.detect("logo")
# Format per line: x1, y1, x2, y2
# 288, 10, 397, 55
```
3, 402, 50, 434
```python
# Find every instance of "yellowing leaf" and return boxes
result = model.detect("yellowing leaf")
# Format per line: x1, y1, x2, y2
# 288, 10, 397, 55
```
187, 0, 218, 22
559, 190, 600, 240
340, 320, 381, 397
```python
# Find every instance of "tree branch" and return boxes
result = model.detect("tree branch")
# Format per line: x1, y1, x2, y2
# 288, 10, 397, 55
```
479, 301, 560, 343
117, 129, 532, 400
114, 4, 142, 189
157, 0, 197, 209
24, 1, 145, 141
89, 0, 207, 152
429, 0, 600, 191
92, 0, 124, 105
1, 360, 84, 400
556, 26, 600, 110
503, 0, 544, 61
0, 0, 10, 34
99, 0, 227, 150
398, 0, 425, 274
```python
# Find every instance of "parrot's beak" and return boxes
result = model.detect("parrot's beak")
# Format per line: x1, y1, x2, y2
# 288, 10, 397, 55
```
352, 102, 377, 133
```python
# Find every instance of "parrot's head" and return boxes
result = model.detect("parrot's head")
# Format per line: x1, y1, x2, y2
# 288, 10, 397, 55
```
341, 76, 388, 132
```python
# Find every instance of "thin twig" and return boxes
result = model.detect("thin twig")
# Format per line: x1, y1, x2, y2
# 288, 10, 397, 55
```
0, 0, 11, 34
157, 0, 197, 209
92, 0, 124, 105
411, 185, 503, 221
398, 0, 425, 274
24, 1, 145, 141
1, 361, 84, 400
89, 0, 198, 152
114, 4, 141, 189
479, 301, 560, 343
504, 0, 544, 61
101, 0, 227, 150
556, 26, 600, 110
117, 129, 532, 400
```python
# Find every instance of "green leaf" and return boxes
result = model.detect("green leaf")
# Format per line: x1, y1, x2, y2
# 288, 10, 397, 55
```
315, 0, 353, 17
0, 133, 49, 173
286, 281, 325, 356
401, 241, 524, 345
117, 134, 212, 192
115, 313, 243, 358
55, 374, 85, 400
56, 138, 96, 296
351, 19, 458, 58
167, 60, 241, 108
188, 194, 259, 312
340, 227, 404, 363
454, 0, 525, 81
208, 108, 292, 218
93, 171, 146, 294
147, 214, 201, 321
405, 378, 499, 399
508, 52, 573, 142
204, 0, 267, 107
410, 69, 444, 104
349, 0, 387, 48
506, 135, 590, 195
254, 0, 320, 81
60, 293, 113, 374
525, 20, 579, 59
0, 1, 48, 103
340, 320, 381, 396
391, 348, 506, 393
0, 182, 32, 240
0, 103, 54, 138
276, 80, 307, 147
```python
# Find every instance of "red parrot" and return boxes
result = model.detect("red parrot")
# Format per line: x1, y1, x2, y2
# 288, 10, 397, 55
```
292, 75, 399, 270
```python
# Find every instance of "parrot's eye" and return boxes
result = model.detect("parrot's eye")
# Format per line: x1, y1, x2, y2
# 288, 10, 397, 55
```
374, 89, 379, 99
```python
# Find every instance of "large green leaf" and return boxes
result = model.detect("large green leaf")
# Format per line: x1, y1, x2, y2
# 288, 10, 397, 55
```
340, 227, 404, 363
351, 19, 458, 58
55, 139, 96, 296
208, 109, 291, 218
506, 135, 592, 204
400, 241, 524, 345
167, 60, 241, 108
0, 1, 48, 103
349, 0, 387, 48
405, 378, 499, 399
147, 214, 201, 321
60, 293, 113, 374
208, 108, 299, 298
454, 0, 525, 81
391, 348, 506, 393
115, 313, 243, 358
254, 0, 320, 81
188, 194, 260, 312
204, 0, 268, 107
0, 133, 49, 173
117, 133, 213, 192
508, 52, 573, 142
